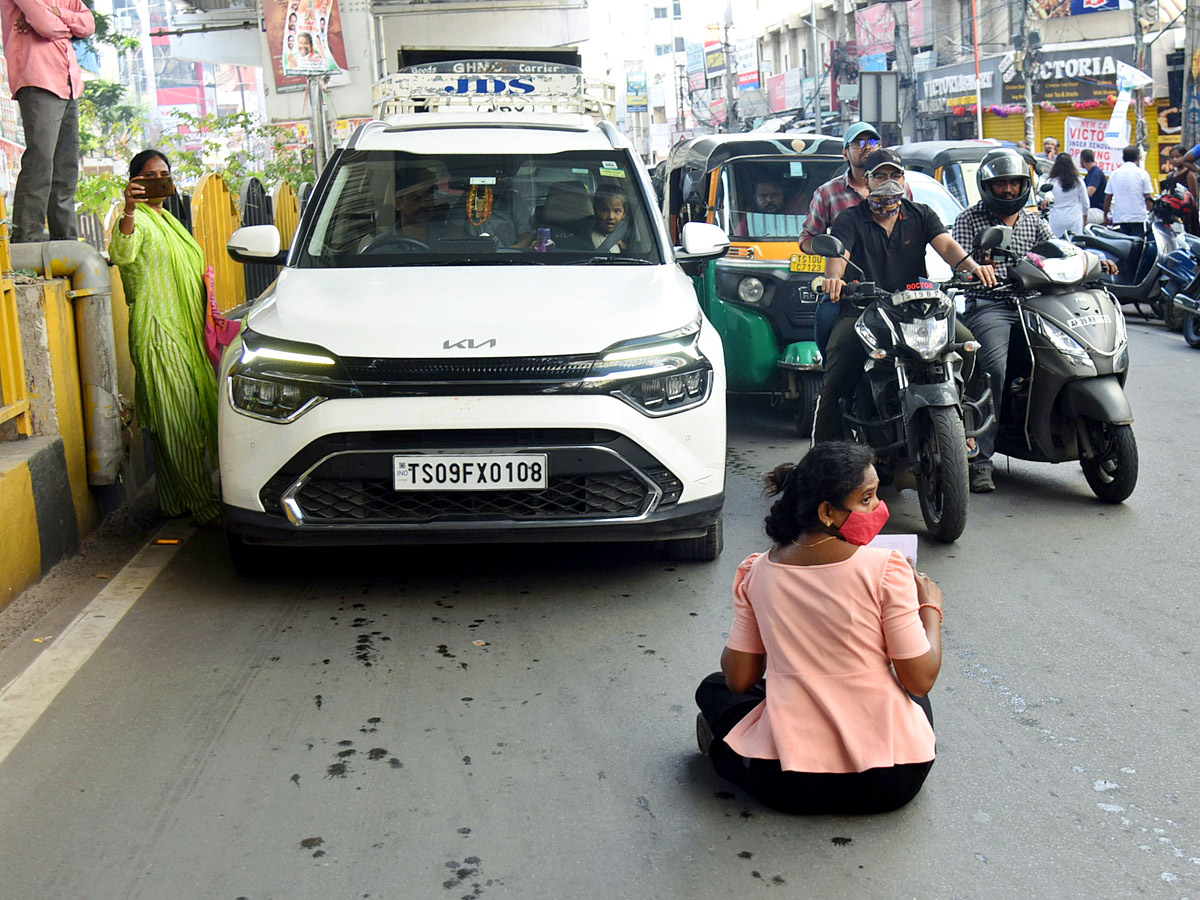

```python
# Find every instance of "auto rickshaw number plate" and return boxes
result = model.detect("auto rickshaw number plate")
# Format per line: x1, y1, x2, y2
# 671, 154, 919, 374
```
790, 254, 824, 273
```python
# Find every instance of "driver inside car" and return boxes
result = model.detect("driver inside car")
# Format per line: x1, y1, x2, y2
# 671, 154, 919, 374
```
393, 162, 463, 247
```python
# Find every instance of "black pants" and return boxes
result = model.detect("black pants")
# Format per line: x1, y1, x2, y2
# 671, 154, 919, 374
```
812, 309, 979, 444
695, 672, 934, 815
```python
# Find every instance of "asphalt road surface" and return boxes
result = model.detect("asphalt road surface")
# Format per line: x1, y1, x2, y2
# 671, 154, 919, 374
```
0, 319, 1197, 900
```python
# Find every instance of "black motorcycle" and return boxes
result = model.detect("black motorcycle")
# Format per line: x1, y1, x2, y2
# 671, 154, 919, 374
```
975, 226, 1137, 502
811, 234, 993, 543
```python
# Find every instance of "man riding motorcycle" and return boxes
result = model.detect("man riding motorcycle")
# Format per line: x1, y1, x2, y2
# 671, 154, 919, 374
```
952, 148, 1117, 492
814, 149, 996, 444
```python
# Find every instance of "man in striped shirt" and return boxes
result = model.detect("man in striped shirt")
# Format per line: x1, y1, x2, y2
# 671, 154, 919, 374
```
799, 122, 883, 254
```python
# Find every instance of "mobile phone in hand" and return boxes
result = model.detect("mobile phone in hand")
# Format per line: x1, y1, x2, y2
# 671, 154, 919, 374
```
136, 175, 176, 199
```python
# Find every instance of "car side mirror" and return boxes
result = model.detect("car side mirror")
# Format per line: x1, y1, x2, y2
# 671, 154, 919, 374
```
810, 234, 845, 258
228, 225, 286, 265
675, 222, 730, 274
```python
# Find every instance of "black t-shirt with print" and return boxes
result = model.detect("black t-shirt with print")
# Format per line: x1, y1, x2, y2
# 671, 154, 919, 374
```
829, 198, 947, 312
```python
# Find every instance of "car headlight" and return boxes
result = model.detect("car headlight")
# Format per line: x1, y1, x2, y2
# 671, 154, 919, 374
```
737, 277, 765, 303
1024, 310, 1095, 370
582, 317, 712, 416
229, 374, 325, 421
899, 318, 949, 359
227, 328, 337, 421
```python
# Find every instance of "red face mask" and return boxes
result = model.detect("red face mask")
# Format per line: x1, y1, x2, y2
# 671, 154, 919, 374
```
835, 499, 890, 546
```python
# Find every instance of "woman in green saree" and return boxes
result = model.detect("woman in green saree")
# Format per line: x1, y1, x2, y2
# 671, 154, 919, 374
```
109, 150, 220, 523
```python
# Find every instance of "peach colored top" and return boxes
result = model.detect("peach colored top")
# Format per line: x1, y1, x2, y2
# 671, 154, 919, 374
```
723, 547, 936, 774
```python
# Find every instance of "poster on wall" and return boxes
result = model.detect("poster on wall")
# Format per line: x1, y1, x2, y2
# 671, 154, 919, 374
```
264, 0, 350, 92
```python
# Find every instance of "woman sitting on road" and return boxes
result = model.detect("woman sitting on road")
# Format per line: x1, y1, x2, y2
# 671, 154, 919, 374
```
1047, 152, 1090, 238
109, 149, 220, 525
695, 441, 943, 814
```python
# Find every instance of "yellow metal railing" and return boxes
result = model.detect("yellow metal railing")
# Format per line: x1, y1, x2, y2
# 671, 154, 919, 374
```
0, 194, 32, 435
191, 173, 247, 314
272, 181, 301, 250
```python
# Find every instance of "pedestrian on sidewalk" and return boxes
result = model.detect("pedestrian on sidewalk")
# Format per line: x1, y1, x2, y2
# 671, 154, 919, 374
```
694, 441, 943, 814
0, 0, 94, 242
109, 150, 221, 525
1104, 145, 1154, 236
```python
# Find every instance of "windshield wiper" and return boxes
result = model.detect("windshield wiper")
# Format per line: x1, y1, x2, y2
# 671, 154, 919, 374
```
563, 255, 655, 265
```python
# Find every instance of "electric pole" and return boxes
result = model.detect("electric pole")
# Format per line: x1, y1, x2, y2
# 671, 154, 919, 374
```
1186, 0, 1200, 145
810, 0, 823, 131
1132, 0, 1150, 149
835, 0, 850, 129
893, 0, 916, 141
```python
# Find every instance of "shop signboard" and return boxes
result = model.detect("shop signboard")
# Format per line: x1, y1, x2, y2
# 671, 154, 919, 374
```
1063, 115, 1127, 172
1000, 42, 1135, 104
736, 37, 759, 90
1031, 0, 1129, 19
918, 60, 1000, 116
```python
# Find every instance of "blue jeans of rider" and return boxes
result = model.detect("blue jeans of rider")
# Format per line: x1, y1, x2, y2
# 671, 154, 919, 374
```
964, 301, 1021, 459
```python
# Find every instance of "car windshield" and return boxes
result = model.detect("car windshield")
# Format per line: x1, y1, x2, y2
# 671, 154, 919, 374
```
716, 157, 845, 240
299, 149, 663, 267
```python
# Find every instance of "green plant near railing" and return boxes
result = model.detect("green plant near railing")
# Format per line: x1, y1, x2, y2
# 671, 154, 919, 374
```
75, 173, 125, 218
159, 111, 315, 198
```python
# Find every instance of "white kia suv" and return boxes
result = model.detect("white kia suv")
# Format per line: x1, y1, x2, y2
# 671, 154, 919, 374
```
220, 113, 729, 566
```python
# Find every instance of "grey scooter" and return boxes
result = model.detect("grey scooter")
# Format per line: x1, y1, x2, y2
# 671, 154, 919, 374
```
977, 226, 1138, 502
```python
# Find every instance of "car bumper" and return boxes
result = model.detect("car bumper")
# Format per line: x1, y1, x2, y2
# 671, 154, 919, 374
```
224, 491, 724, 546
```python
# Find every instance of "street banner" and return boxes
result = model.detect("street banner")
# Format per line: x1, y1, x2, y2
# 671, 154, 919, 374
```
766, 73, 786, 113
704, 41, 726, 78
736, 37, 759, 90
686, 42, 706, 91
626, 72, 648, 113
1031, 0, 1131, 19
710, 97, 726, 125
1065, 116, 1126, 172
264, 0, 349, 91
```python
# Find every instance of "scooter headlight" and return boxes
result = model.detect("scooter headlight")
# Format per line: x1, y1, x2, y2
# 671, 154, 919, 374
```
1024, 310, 1096, 370
736, 277, 765, 303
899, 318, 949, 360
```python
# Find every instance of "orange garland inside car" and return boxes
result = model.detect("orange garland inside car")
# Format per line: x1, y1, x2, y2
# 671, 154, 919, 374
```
467, 185, 494, 226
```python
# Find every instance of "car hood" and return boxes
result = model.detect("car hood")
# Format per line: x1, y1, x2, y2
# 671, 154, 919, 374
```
246, 265, 701, 357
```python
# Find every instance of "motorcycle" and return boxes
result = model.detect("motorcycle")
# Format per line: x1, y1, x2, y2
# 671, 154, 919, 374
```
1160, 230, 1200, 348
810, 234, 994, 544
975, 226, 1138, 503
1071, 185, 1192, 332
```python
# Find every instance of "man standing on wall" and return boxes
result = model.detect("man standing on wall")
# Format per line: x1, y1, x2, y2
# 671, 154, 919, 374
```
0, 0, 94, 242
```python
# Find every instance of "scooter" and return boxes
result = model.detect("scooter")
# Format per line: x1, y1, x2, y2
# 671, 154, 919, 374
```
1071, 186, 1190, 332
810, 234, 994, 543
1162, 232, 1200, 347
977, 226, 1138, 503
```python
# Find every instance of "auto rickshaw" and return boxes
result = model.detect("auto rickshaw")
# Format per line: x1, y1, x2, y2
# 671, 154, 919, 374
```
662, 133, 845, 434
896, 140, 1040, 209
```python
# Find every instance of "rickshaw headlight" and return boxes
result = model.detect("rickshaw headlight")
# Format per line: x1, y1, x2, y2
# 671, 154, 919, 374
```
737, 277, 765, 303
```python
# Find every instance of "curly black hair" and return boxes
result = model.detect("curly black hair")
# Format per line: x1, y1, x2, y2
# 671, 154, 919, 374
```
763, 441, 876, 544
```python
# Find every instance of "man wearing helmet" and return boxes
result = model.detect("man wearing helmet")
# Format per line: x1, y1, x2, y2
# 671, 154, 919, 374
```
952, 148, 1113, 492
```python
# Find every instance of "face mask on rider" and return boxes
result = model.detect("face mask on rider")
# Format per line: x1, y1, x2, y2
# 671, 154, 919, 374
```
833, 499, 891, 545
867, 179, 904, 219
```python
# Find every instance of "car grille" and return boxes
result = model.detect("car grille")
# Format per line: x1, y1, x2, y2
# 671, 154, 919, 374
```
293, 472, 650, 522
257, 431, 685, 526
339, 355, 598, 384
